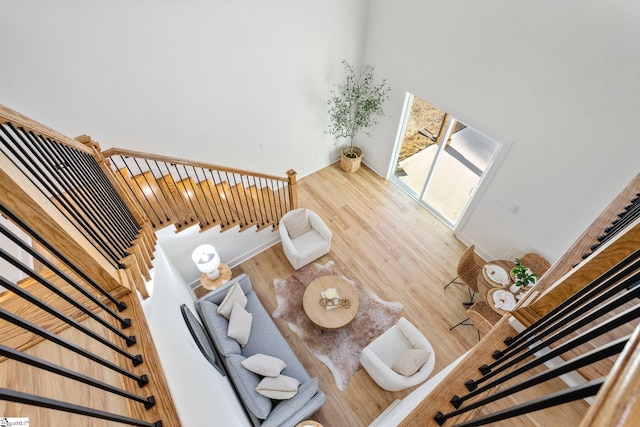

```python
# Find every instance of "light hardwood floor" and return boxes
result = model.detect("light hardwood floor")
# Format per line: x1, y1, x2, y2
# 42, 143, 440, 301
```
234, 163, 482, 426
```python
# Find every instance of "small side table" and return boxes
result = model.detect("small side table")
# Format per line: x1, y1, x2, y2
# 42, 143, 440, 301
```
200, 263, 232, 290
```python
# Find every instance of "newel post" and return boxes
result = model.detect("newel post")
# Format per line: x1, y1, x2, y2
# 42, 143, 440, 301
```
287, 169, 298, 210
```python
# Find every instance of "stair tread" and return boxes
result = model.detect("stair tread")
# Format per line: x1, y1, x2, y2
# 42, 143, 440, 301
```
112, 160, 292, 235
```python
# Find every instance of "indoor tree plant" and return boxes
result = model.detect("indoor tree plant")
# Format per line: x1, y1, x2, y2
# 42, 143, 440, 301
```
327, 60, 390, 172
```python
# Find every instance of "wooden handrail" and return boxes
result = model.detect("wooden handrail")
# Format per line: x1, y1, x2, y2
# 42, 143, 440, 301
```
512, 217, 640, 325
0, 104, 93, 154
102, 147, 291, 183
102, 146, 298, 233
511, 173, 640, 325
578, 322, 640, 427
0, 104, 178, 425
519, 173, 640, 307
400, 173, 640, 426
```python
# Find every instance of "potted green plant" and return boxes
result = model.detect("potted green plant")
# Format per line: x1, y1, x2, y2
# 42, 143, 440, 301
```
326, 60, 390, 172
510, 258, 537, 293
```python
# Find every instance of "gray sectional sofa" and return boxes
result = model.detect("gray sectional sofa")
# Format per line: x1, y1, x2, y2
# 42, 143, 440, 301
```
192, 273, 325, 427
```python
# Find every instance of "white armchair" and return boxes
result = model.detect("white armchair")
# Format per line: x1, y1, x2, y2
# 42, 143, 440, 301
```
360, 317, 435, 391
279, 208, 332, 270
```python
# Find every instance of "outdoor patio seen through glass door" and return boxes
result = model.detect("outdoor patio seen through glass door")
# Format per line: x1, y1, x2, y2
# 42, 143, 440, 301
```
391, 93, 502, 228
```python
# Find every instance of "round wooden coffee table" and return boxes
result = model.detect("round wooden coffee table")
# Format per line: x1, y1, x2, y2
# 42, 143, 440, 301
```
303, 275, 359, 330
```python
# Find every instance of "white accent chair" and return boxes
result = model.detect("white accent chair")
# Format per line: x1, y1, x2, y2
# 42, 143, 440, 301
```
279, 208, 332, 270
360, 317, 435, 391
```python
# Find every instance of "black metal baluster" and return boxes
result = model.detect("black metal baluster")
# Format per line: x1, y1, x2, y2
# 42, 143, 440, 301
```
123, 156, 159, 224
442, 378, 604, 427
31, 133, 128, 260
267, 179, 279, 227
174, 164, 198, 223
276, 180, 286, 222
1, 346, 155, 408
0, 203, 128, 311
133, 157, 165, 226
240, 174, 256, 225
150, 160, 181, 225
205, 168, 228, 226
0, 276, 143, 366
503, 249, 640, 350
0, 222, 130, 327
249, 175, 262, 225
229, 172, 249, 226
599, 200, 640, 245
468, 291, 640, 392
0, 388, 161, 427
446, 336, 629, 416
597, 198, 640, 237
0, 124, 119, 265
95, 152, 141, 236
115, 156, 158, 228
77, 149, 141, 241
183, 164, 207, 225
0, 308, 144, 384
144, 158, 171, 222
151, 160, 183, 226
167, 162, 194, 224
223, 171, 243, 226
190, 165, 212, 227
583, 195, 640, 260
0, 248, 134, 345
250, 176, 266, 227
56, 140, 136, 251
495, 265, 640, 366
215, 170, 233, 226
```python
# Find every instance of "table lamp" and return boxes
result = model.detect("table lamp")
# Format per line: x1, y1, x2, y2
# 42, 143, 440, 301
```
192, 244, 221, 279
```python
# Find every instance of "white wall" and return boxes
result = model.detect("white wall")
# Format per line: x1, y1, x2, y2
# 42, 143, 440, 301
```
0, 0, 368, 178
3, 1, 639, 277
140, 245, 250, 426
361, 0, 640, 262
156, 223, 280, 286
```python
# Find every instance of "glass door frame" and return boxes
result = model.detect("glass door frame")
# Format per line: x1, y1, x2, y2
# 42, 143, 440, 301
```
387, 92, 508, 231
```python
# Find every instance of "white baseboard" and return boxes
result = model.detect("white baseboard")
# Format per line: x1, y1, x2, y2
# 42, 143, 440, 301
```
225, 234, 281, 269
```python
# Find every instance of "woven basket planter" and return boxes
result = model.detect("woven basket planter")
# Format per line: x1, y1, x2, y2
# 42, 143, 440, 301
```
340, 146, 363, 173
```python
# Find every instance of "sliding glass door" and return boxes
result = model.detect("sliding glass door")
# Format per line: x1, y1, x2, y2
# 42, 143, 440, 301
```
391, 93, 502, 228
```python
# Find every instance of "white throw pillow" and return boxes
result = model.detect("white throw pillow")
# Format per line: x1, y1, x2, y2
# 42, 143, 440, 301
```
217, 282, 247, 319
242, 354, 287, 378
391, 348, 431, 377
255, 375, 300, 400
285, 209, 311, 238
227, 302, 252, 347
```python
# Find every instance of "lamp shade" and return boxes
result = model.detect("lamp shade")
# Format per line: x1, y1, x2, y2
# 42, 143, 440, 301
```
192, 244, 221, 279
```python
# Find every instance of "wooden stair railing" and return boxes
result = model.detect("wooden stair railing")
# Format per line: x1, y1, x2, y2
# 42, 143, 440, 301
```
399, 174, 640, 427
101, 147, 298, 234
579, 321, 640, 427
0, 104, 155, 299
401, 219, 640, 426
0, 202, 179, 426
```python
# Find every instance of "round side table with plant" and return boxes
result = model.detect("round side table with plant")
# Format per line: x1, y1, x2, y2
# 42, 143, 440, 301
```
326, 60, 390, 172
510, 258, 538, 294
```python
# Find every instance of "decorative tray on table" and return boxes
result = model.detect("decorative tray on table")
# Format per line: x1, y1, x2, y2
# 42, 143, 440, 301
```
319, 288, 350, 309
484, 264, 510, 286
